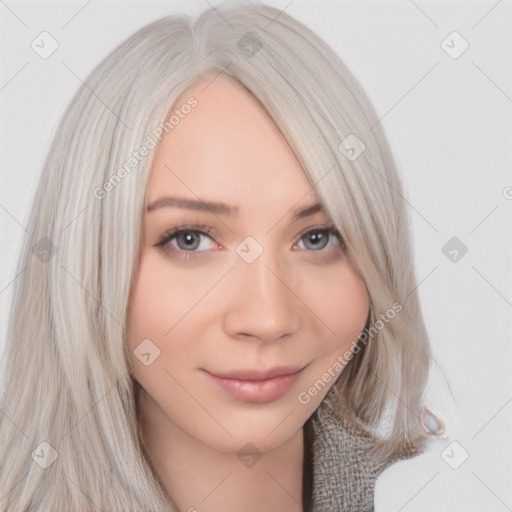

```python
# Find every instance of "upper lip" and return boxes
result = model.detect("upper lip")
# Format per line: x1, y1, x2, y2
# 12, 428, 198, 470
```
206, 365, 306, 381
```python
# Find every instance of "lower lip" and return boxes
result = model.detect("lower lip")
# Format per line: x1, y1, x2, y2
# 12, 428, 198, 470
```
205, 371, 303, 403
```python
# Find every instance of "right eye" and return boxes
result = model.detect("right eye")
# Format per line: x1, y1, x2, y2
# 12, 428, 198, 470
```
154, 225, 219, 259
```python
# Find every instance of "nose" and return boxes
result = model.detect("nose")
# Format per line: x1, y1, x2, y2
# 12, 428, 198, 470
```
222, 247, 302, 343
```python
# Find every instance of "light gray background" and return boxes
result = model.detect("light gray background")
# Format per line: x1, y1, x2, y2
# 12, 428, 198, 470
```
1, 0, 511, 510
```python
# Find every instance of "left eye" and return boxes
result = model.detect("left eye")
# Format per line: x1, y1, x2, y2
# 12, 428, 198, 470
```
296, 228, 342, 251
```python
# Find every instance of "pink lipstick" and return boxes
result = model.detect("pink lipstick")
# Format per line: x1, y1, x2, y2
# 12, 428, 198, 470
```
204, 366, 305, 403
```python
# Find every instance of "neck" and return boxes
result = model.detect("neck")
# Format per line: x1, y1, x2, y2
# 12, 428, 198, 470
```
138, 388, 304, 512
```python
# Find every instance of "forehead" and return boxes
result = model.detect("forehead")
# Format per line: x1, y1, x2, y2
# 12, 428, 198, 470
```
145, 74, 318, 211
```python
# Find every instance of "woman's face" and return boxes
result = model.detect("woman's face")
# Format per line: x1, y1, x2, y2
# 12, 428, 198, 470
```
126, 73, 369, 454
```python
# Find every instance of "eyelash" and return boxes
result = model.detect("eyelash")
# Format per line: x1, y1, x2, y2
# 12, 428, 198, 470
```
154, 224, 345, 261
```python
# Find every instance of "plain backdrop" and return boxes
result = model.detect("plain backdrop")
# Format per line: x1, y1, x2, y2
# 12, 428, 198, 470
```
1, 0, 511, 510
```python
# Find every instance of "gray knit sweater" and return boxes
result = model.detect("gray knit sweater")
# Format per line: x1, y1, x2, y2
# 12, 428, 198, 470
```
302, 403, 403, 511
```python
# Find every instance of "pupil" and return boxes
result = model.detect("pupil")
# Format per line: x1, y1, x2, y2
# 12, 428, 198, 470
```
307, 230, 327, 249
181, 232, 198, 249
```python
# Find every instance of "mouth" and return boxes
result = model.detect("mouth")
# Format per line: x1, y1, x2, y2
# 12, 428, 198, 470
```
202, 365, 307, 404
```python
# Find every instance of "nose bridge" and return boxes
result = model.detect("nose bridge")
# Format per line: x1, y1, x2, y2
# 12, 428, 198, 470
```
247, 247, 287, 305
223, 237, 301, 342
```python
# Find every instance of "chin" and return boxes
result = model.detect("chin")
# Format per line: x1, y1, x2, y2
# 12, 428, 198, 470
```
191, 400, 310, 454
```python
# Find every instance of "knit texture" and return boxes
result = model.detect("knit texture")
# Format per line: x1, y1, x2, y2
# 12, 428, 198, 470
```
302, 403, 400, 511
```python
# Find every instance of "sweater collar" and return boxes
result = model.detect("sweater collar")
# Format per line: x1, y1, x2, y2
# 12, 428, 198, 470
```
302, 402, 396, 511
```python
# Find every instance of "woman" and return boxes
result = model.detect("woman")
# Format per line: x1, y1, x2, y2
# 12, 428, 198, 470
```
0, 3, 445, 510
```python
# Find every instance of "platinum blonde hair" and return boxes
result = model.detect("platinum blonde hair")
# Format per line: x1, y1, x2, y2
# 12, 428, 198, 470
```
0, 2, 432, 510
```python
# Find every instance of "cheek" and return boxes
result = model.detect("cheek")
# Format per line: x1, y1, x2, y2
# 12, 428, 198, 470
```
308, 261, 369, 352
294, 262, 369, 410
126, 251, 225, 392
126, 254, 191, 381
125, 253, 208, 415
126, 252, 212, 344
126, 261, 169, 346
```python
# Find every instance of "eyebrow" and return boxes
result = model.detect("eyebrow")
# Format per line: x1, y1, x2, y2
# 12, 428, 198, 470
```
146, 196, 323, 220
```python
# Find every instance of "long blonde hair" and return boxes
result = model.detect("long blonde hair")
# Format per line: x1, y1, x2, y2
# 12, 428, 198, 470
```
0, 2, 432, 510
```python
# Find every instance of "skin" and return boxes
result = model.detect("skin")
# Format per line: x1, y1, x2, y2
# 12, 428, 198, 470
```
126, 72, 370, 512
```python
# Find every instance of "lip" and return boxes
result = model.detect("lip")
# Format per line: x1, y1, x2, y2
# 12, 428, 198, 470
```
203, 365, 306, 403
